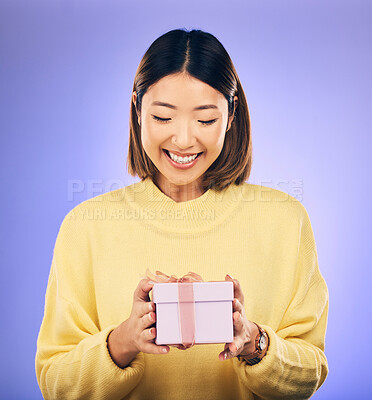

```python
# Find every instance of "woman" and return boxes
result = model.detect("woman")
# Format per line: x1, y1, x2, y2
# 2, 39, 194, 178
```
35, 28, 329, 399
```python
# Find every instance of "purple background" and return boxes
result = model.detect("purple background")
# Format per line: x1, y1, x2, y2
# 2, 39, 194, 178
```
1, 0, 371, 398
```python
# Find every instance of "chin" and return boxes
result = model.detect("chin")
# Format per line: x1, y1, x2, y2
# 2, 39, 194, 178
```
159, 172, 203, 187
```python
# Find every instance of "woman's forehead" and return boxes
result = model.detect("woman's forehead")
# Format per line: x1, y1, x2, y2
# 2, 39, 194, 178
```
143, 75, 226, 112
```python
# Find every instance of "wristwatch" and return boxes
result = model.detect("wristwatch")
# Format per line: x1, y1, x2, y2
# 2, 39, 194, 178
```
237, 322, 269, 365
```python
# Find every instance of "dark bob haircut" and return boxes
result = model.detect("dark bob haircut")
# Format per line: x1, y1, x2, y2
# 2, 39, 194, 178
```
127, 28, 252, 192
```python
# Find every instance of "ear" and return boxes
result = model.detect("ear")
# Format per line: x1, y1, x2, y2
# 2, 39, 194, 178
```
132, 91, 141, 126
226, 96, 238, 132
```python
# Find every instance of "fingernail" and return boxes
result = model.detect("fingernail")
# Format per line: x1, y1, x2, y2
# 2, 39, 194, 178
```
226, 274, 234, 280
224, 353, 227, 360
234, 312, 240, 321
162, 348, 168, 353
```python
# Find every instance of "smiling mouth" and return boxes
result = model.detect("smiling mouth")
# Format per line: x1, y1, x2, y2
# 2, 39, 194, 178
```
163, 149, 203, 160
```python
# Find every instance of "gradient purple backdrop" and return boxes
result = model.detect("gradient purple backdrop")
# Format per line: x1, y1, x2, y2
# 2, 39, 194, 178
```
1, 0, 371, 399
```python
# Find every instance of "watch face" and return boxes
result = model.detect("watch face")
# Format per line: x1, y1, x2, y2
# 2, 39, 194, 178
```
259, 335, 267, 350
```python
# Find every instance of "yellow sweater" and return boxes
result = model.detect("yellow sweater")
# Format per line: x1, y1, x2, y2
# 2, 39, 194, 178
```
35, 178, 329, 400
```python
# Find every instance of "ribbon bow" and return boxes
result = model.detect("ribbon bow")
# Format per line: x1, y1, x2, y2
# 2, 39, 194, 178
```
144, 267, 204, 283
143, 268, 204, 347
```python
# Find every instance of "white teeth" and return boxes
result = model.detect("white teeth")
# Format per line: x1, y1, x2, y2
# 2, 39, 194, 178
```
167, 151, 199, 164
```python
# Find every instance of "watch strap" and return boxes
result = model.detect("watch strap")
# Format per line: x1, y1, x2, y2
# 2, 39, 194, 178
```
240, 355, 262, 365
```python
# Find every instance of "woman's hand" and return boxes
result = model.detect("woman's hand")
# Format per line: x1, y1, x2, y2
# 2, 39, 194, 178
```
107, 278, 170, 368
125, 278, 171, 354
218, 275, 259, 361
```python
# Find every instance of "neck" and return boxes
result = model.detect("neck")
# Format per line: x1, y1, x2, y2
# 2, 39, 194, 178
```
154, 173, 205, 203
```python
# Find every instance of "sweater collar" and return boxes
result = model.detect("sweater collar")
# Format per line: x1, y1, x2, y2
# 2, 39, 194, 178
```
123, 178, 244, 234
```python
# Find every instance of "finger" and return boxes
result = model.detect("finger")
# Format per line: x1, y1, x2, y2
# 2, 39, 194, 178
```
233, 310, 244, 330
225, 275, 244, 304
218, 340, 245, 361
140, 327, 170, 354
142, 339, 170, 355
132, 301, 154, 322
232, 312, 245, 342
219, 343, 235, 361
143, 301, 155, 317
144, 326, 157, 342
232, 298, 244, 314
141, 309, 156, 331
218, 311, 245, 361
134, 279, 155, 302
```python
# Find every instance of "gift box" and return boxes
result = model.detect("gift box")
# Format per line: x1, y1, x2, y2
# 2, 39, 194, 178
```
151, 281, 234, 346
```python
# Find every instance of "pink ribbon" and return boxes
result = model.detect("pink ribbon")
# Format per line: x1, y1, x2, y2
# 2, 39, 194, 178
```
144, 268, 204, 346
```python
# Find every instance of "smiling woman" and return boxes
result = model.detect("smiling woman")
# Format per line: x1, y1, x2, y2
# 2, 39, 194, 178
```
35, 28, 329, 400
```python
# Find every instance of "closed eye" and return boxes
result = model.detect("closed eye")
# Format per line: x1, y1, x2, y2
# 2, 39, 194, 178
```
152, 115, 171, 123
199, 119, 217, 126
152, 115, 217, 126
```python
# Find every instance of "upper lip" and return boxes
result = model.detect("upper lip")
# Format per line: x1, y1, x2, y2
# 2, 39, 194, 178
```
164, 149, 202, 157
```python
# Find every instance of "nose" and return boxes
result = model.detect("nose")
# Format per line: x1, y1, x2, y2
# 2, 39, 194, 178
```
171, 121, 196, 149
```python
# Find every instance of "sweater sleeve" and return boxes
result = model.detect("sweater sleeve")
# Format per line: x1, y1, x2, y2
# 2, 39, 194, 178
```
232, 204, 329, 400
35, 211, 145, 400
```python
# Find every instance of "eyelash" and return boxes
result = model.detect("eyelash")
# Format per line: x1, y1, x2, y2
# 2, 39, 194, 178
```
151, 115, 217, 126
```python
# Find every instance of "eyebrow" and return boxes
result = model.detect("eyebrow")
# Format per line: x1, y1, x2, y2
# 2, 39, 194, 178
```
151, 101, 218, 111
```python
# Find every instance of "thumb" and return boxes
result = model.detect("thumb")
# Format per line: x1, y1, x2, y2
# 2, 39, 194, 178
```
135, 278, 155, 302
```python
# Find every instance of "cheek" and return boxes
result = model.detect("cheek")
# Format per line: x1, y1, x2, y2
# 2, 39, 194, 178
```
141, 125, 163, 150
205, 126, 227, 150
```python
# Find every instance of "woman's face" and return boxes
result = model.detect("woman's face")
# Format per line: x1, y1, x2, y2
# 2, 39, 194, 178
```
132, 72, 237, 202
